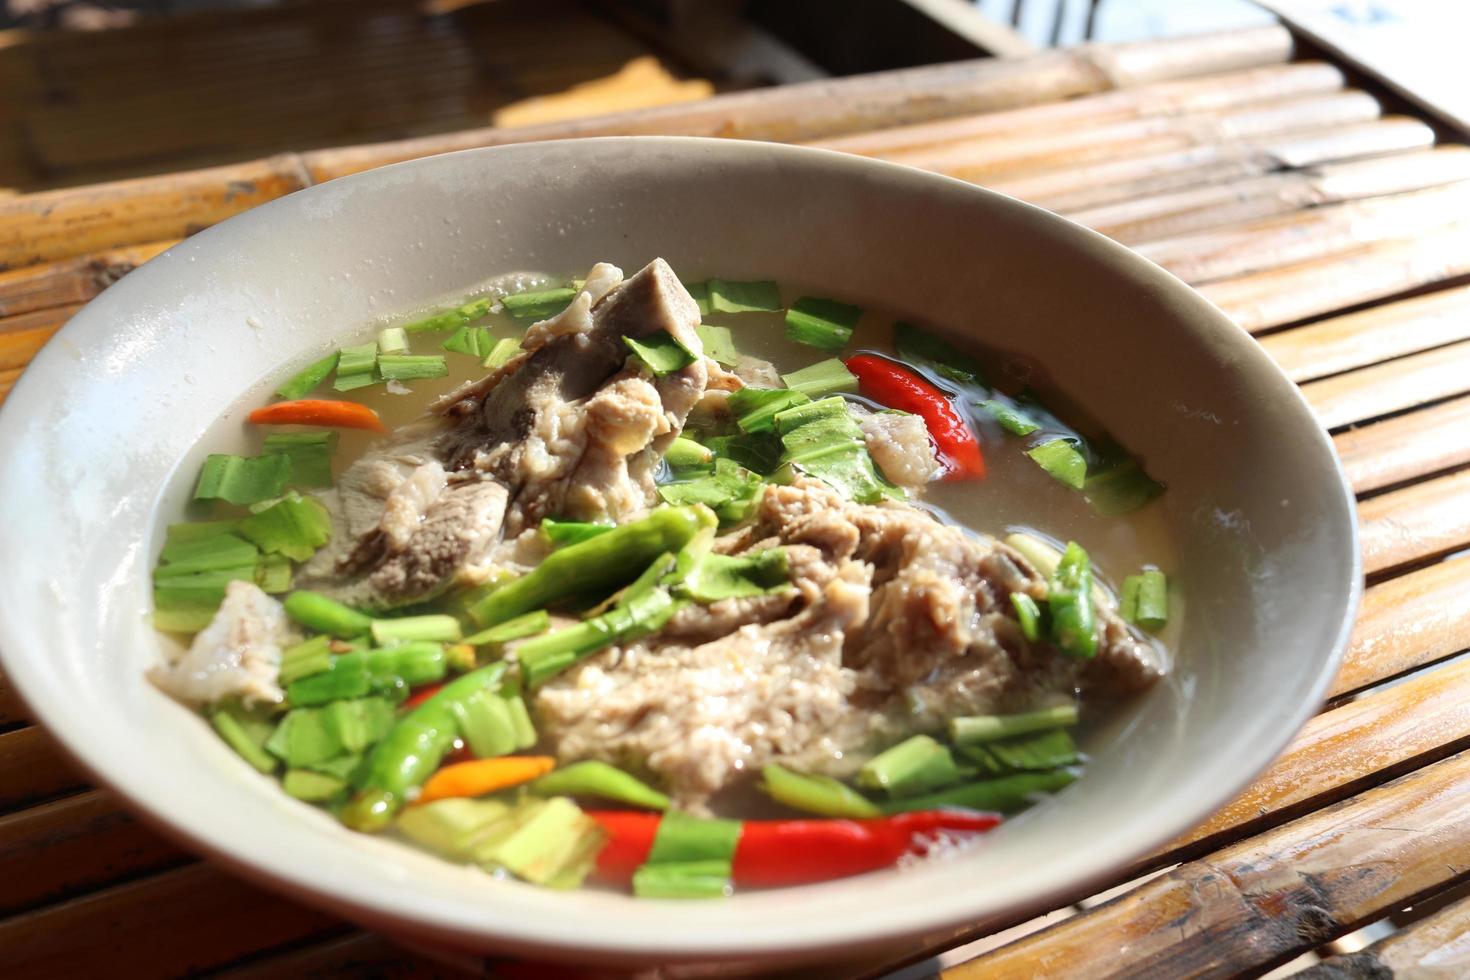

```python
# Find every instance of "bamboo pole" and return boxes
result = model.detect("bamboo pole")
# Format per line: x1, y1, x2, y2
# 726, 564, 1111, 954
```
0, 727, 83, 811
1263, 282, 1470, 383
1333, 557, 1470, 698
0, 241, 173, 318
1299, 892, 1470, 978
1335, 395, 1470, 495
1359, 469, 1470, 576
951, 750, 1470, 979
0, 303, 87, 373
1302, 338, 1470, 430
1199, 224, 1470, 333
0, 674, 26, 727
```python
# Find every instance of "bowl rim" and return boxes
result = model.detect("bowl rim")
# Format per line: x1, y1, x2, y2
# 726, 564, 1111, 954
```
0, 135, 1361, 964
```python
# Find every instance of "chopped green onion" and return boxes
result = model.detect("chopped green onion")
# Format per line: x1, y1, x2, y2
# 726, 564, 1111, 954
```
1084, 458, 1165, 516
694, 324, 738, 366
275, 352, 339, 400
1121, 569, 1168, 630
784, 297, 862, 351
279, 635, 334, 686
262, 431, 337, 488
857, 735, 962, 797
683, 280, 712, 316
728, 386, 811, 434
1011, 592, 1042, 642
502, 287, 577, 322
440, 325, 492, 357
624, 331, 696, 376
707, 279, 780, 314
482, 337, 521, 370
238, 493, 332, 561
209, 701, 279, 774
881, 769, 1077, 814
1027, 438, 1087, 490
948, 704, 1080, 745
760, 764, 881, 818
539, 520, 614, 547
376, 354, 448, 382
532, 761, 671, 810
332, 342, 379, 391
370, 614, 462, 645
893, 322, 987, 388
376, 326, 409, 354
401, 297, 493, 334
1048, 542, 1096, 658
283, 590, 373, 638
781, 358, 858, 398
194, 453, 292, 506
961, 729, 1079, 776
679, 548, 789, 602
978, 399, 1040, 436
154, 532, 259, 578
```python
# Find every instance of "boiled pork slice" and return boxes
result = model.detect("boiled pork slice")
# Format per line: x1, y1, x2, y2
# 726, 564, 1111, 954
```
149, 580, 292, 706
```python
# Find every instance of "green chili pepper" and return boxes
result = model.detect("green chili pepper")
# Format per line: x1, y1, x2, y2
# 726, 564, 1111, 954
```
1047, 542, 1096, 658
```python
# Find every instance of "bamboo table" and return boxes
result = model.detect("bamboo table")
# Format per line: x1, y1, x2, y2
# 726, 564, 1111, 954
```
5, 22, 1470, 979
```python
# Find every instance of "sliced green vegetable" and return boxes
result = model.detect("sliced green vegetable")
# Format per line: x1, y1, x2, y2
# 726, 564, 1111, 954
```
625, 331, 696, 376
1028, 439, 1087, 490
376, 354, 448, 382
1121, 569, 1169, 630
283, 769, 347, 802
152, 569, 256, 632
645, 809, 741, 864
664, 437, 714, 476
774, 396, 899, 505
402, 297, 493, 334
1011, 592, 1043, 642
1084, 457, 1165, 516
279, 634, 333, 686
694, 323, 738, 367
463, 610, 551, 647
283, 590, 373, 638
254, 554, 292, 593
517, 584, 679, 688
162, 520, 240, 552
397, 797, 513, 860
332, 342, 379, 391
210, 701, 279, 774
781, 358, 859, 398
893, 322, 988, 388
679, 549, 789, 602
881, 769, 1077, 814
728, 386, 811, 434
707, 279, 780, 314
266, 697, 396, 767
532, 760, 671, 810
632, 861, 733, 899
656, 457, 763, 522
441, 325, 494, 357
481, 337, 522, 370
451, 686, 518, 758
261, 431, 337, 488
481, 796, 605, 888
154, 532, 259, 578
948, 704, 1080, 745
760, 764, 881, 818
684, 280, 712, 316
979, 399, 1040, 436
238, 494, 332, 561
371, 614, 462, 645
193, 453, 292, 506
961, 729, 1079, 776
785, 297, 862, 351
857, 735, 962, 797
703, 431, 782, 475
1048, 542, 1096, 658
376, 326, 409, 354
502, 287, 576, 322
275, 351, 339, 400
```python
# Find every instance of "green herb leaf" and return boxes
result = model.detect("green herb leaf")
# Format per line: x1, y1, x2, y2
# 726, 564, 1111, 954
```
194, 453, 293, 506
781, 358, 858, 398
694, 324, 738, 366
708, 279, 781, 314
1027, 438, 1087, 489
262, 431, 338, 489
785, 297, 862, 351
441, 325, 494, 357
624, 331, 697, 376
238, 493, 332, 561
728, 386, 810, 434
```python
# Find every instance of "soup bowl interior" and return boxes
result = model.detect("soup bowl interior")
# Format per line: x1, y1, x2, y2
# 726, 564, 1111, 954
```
0, 138, 1358, 966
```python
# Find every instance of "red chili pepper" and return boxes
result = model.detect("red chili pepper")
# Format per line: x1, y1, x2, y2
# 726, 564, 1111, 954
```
845, 354, 985, 480
584, 810, 1001, 888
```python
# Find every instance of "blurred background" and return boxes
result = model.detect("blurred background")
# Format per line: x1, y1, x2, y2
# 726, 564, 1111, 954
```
0, 0, 1287, 192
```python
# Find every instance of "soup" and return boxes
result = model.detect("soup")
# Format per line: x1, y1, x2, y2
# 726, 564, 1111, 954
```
148, 259, 1174, 897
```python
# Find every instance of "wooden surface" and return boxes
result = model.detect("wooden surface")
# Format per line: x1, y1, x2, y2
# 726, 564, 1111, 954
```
4, 20, 1470, 979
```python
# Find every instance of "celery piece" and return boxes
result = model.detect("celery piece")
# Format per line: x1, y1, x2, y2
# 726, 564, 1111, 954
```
694, 323, 738, 367
376, 354, 448, 382
532, 760, 670, 811
194, 453, 293, 506
162, 520, 239, 552
482, 338, 521, 370
893, 322, 987, 388
881, 769, 1077, 815
680, 549, 788, 603
262, 431, 338, 488
502, 287, 576, 322
279, 635, 333, 685
402, 297, 493, 334
1027, 438, 1087, 490
784, 297, 862, 351
303, 754, 363, 781
633, 860, 732, 899
857, 735, 962, 797
1084, 458, 1165, 516
284, 769, 347, 802
397, 797, 512, 860
1121, 569, 1168, 630
463, 610, 551, 647
210, 701, 279, 774
441, 325, 493, 357
332, 342, 380, 392
275, 351, 340, 400
961, 729, 1079, 776
255, 553, 293, 593
323, 697, 396, 754
288, 652, 370, 706
728, 386, 810, 434
482, 797, 605, 887
781, 358, 858, 398
1011, 592, 1043, 642
683, 280, 712, 316
760, 764, 881, 818
452, 687, 518, 758
708, 279, 781, 314
979, 399, 1040, 436
948, 705, 1080, 746
504, 693, 537, 750
664, 437, 714, 476
239, 494, 332, 561
625, 331, 696, 376
376, 326, 409, 354
370, 614, 461, 645
154, 533, 259, 578
152, 569, 254, 632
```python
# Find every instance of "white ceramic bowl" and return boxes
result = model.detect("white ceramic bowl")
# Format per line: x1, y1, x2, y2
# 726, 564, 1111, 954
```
0, 138, 1359, 968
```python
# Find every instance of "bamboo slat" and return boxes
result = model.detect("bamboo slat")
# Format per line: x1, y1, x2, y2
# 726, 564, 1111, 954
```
0, 303, 86, 373
1297, 891, 1470, 978
1303, 339, 1470, 430
950, 750, 1470, 979
0, 728, 85, 813
989, 116, 1433, 214
1334, 557, 1470, 698
1075, 146, 1470, 244
1262, 283, 1470, 384
0, 241, 173, 318
0, 673, 29, 728
0, 863, 343, 979
0, 790, 187, 916
1335, 395, 1470, 494
1359, 469, 1470, 576
215, 932, 434, 979
1199, 223, 1470, 333
808, 61, 1345, 156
